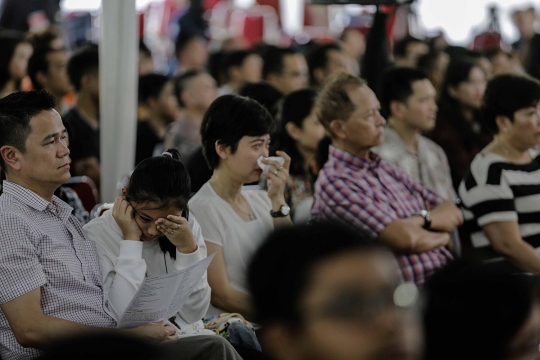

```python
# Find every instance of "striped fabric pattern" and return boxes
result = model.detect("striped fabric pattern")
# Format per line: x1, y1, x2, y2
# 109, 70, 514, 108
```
459, 150, 540, 261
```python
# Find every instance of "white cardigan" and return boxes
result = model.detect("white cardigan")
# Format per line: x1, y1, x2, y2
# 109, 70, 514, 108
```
83, 209, 214, 336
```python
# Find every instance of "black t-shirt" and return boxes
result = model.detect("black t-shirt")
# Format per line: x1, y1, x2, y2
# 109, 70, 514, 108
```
63, 108, 100, 169
135, 121, 162, 166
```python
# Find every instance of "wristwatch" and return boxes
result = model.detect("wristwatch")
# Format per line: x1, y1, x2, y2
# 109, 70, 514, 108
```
418, 209, 431, 230
270, 205, 291, 218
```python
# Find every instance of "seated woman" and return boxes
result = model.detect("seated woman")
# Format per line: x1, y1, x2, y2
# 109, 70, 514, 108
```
429, 58, 491, 190
261, 89, 325, 218
189, 95, 292, 320
83, 149, 213, 336
459, 74, 540, 273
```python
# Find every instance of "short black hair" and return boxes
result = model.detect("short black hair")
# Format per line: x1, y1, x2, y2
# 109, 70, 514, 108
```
200, 94, 275, 170
380, 67, 429, 118
175, 33, 207, 56
138, 74, 170, 104
223, 50, 255, 71
172, 69, 207, 108
483, 73, 540, 134
126, 148, 191, 260
0, 91, 56, 169
248, 221, 383, 326
393, 36, 424, 58
307, 43, 342, 86
262, 46, 302, 79
28, 47, 63, 91
417, 51, 443, 74
139, 40, 151, 58
238, 81, 284, 119
67, 44, 99, 92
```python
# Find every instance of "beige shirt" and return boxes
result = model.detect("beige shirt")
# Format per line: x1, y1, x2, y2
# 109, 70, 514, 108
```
374, 127, 457, 201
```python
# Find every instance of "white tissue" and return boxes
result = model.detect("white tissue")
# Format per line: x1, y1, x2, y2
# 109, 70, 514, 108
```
257, 156, 285, 174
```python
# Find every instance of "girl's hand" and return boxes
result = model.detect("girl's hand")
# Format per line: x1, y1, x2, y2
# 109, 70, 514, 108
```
156, 215, 197, 254
264, 151, 291, 204
112, 196, 141, 240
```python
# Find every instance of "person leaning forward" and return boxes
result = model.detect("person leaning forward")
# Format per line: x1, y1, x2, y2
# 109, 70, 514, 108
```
0, 90, 242, 360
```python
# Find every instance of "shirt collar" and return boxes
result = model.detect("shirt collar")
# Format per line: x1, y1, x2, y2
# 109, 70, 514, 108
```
2, 180, 73, 222
385, 126, 420, 155
329, 145, 381, 171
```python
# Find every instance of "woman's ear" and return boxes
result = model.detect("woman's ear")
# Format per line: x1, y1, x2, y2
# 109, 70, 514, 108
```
495, 115, 510, 134
285, 122, 301, 140
214, 140, 229, 160
121, 186, 127, 196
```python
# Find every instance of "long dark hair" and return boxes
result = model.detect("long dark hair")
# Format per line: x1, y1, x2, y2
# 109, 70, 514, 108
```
0, 31, 29, 92
125, 148, 191, 259
438, 58, 481, 120
273, 89, 317, 176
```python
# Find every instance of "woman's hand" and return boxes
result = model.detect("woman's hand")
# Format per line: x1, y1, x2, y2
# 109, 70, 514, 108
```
156, 215, 197, 254
112, 196, 141, 241
264, 151, 291, 206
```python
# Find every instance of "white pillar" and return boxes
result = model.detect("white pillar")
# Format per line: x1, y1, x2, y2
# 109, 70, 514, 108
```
100, 0, 138, 202
280, 0, 304, 37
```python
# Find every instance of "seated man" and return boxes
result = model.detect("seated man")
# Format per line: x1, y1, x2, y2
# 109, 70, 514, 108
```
375, 67, 456, 201
307, 43, 347, 88
311, 73, 463, 286
262, 46, 308, 94
248, 221, 423, 360
0, 91, 241, 360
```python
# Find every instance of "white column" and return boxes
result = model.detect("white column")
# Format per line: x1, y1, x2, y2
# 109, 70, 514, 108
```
100, 0, 138, 202
280, 0, 304, 37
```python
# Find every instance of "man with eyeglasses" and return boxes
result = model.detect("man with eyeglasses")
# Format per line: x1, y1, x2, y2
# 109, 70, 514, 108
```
248, 221, 424, 360
311, 73, 463, 287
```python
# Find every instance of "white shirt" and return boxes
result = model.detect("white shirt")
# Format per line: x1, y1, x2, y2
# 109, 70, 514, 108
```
189, 182, 273, 317
83, 209, 214, 337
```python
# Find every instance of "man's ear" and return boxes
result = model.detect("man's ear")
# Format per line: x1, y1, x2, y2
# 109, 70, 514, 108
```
214, 141, 229, 160
390, 100, 406, 119
0, 146, 22, 173
329, 119, 346, 140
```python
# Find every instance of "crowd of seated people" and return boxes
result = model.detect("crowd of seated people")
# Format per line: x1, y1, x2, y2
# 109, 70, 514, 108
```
2, 3, 540, 358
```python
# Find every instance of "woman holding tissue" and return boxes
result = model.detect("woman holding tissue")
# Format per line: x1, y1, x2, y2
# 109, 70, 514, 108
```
189, 94, 292, 320
83, 149, 214, 337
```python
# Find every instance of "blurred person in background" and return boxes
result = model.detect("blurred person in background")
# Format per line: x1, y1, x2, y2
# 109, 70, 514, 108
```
307, 43, 347, 88
175, 33, 209, 74
218, 50, 263, 96
249, 221, 424, 360
511, 5, 540, 80
429, 58, 491, 190
417, 50, 449, 98
486, 48, 521, 76
138, 40, 155, 75
339, 27, 366, 76
0, 31, 33, 98
392, 36, 428, 68
467, 50, 494, 80
262, 47, 308, 94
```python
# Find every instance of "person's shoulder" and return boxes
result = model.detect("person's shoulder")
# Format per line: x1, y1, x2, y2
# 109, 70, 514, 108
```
0, 201, 39, 235
189, 183, 214, 204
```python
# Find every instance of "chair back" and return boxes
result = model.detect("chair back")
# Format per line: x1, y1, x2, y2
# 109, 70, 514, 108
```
63, 176, 99, 212
91, 203, 113, 219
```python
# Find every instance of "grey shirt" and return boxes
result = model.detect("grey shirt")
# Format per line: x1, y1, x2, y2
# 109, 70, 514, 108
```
374, 127, 457, 201
0, 181, 116, 360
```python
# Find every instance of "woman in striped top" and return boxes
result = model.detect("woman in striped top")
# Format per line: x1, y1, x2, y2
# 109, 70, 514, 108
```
459, 74, 540, 273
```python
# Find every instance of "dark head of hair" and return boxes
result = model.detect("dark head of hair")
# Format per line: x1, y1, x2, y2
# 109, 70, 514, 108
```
37, 332, 162, 360
28, 47, 62, 91
172, 69, 206, 108
438, 58, 479, 112
315, 136, 332, 175
483, 73, 540, 134
67, 44, 99, 92
316, 73, 366, 137
28, 26, 62, 51
0, 91, 56, 170
238, 81, 284, 119
175, 33, 207, 56
200, 94, 275, 170
393, 36, 424, 58
248, 221, 383, 326
275, 89, 317, 176
307, 43, 342, 86
423, 261, 540, 360
262, 46, 301, 79
223, 50, 255, 72
380, 67, 429, 118
417, 51, 443, 74
139, 40, 151, 58
207, 50, 227, 87
0, 30, 30, 90
138, 74, 170, 104
126, 148, 191, 259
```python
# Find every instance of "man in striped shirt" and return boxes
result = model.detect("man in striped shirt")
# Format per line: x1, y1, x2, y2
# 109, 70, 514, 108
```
311, 73, 463, 286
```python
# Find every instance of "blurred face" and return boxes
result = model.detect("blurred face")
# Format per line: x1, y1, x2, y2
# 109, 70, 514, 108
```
342, 29, 366, 60
155, 81, 179, 123
240, 54, 263, 83
505, 103, 540, 150
43, 50, 73, 97
279, 250, 423, 360
274, 53, 309, 94
186, 73, 218, 111
181, 37, 209, 70
129, 201, 182, 242
504, 303, 540, 360
400, 79, 438, 132
325, 50, 347, 78
335, 85, 386, 156
404, 42, 428, 67
449, 66, 486, 110
138, 52, 154, 75
10, 110, 70, 189
221, 134, 270, 183
293, 107, 326, 153
10, 42, 33, 81
513, 10, 536, 38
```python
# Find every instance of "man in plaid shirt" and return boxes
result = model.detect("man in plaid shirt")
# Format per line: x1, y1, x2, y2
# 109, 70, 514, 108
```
311, 73, 463, 286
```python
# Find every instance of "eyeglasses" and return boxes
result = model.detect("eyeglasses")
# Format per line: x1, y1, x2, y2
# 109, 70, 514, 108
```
305, 282, 421, 325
